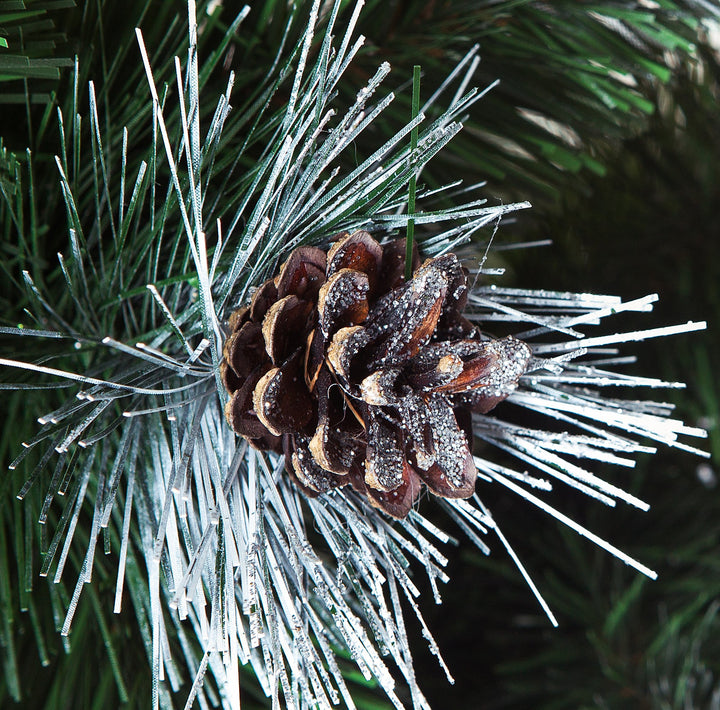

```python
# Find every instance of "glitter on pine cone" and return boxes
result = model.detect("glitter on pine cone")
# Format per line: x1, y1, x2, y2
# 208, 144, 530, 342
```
222, 231, 531, 517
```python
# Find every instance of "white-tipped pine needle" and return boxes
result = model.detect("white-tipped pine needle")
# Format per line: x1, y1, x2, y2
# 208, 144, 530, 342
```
478, 501, 559, 627
487, 469, 658, 580
533, 320, 707, 354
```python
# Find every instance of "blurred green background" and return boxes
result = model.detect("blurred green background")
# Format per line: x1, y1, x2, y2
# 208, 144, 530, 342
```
1, 1, 718, 708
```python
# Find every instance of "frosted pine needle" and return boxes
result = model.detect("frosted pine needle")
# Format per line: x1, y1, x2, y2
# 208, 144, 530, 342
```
0, 1, 707, 709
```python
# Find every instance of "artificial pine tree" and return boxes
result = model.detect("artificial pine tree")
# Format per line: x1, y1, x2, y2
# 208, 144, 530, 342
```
1, 2, 718, 708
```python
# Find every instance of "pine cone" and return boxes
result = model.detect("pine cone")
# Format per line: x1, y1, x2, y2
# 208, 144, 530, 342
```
222, 231, 531, 518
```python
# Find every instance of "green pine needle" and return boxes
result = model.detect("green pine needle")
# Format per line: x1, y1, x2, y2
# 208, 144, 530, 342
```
405, 64, 421, 282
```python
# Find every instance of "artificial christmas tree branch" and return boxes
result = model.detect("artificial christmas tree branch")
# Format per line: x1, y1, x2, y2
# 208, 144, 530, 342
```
1, 1, 715, 708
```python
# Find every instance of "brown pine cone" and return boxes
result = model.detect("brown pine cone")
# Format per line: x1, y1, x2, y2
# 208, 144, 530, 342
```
222, 231, 531, 518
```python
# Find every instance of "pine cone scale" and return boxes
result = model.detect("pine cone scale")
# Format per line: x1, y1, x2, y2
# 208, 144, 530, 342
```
275, 246, 326, 300
262, 294, 313, 365
317, 268, 370, 337
326, 230, 383, 289
253, 350, 313, 436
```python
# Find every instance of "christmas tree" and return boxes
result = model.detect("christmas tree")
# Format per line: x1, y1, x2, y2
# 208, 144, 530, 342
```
1, 2, 718, 708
